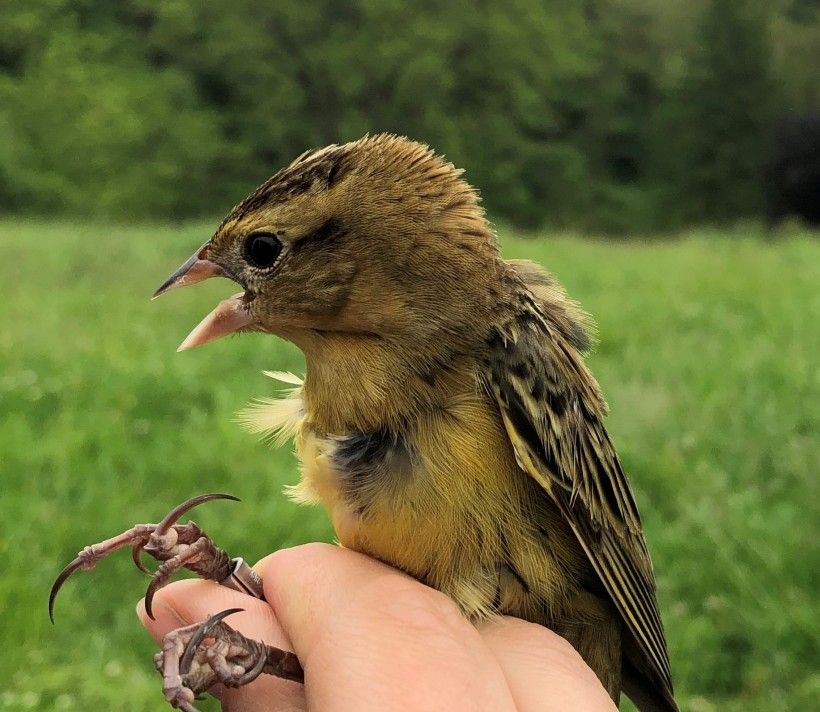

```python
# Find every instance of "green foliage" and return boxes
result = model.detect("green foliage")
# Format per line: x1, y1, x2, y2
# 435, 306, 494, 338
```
1, 220, 818, 710
660, 0, 777, 224
0, 1, 817, 230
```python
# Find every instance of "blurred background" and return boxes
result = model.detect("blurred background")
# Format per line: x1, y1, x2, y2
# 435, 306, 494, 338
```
0, 1, 818, 710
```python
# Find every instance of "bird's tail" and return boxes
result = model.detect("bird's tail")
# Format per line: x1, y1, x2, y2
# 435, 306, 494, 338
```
622, 656, 679, 712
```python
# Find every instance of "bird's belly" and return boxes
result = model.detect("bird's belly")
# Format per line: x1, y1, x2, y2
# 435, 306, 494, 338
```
289, 401, 586, 622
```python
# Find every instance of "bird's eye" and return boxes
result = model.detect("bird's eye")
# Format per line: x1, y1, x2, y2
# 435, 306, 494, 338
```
244, 232, 282, 269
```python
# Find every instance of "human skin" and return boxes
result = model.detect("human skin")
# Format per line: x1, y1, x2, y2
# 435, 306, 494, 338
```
138, 543, 616, 712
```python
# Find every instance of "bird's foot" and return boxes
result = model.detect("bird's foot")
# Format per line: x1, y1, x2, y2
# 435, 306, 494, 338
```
155, 608, 304, 711
51, 497, 305, 705
49, 493, 252, 621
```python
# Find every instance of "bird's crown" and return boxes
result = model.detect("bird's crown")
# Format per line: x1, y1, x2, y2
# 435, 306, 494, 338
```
213, 133, 485, 245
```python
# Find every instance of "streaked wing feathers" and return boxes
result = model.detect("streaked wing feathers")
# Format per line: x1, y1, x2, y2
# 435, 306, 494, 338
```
483, 288, 674, 700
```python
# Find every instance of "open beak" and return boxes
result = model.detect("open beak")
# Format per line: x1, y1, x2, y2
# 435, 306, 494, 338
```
153, 241, 257, 352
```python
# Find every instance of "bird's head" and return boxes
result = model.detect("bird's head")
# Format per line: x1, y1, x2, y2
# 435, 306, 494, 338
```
155, 134, 502, 354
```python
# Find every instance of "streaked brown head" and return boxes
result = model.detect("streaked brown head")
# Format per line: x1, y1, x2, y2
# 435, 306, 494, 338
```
155, 134, 502, 352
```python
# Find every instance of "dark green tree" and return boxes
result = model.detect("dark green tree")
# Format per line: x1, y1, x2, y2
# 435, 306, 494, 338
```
666, 0, 778, 224
0, 0, 816, 230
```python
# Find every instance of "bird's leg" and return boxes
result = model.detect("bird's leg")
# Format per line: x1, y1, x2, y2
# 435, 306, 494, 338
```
155, 609, 304, 711
49, 493, 257, 621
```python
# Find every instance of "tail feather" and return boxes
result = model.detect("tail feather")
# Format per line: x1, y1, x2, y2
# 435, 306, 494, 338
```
622, 653, 679, 712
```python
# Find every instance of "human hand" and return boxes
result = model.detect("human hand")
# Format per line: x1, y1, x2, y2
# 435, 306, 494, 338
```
139, 543, 616, 711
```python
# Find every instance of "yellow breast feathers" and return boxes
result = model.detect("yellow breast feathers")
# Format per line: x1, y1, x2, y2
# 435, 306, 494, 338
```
240, 369, 585, 623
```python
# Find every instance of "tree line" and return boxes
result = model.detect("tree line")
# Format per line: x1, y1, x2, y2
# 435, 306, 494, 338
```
0, 0, 817, 232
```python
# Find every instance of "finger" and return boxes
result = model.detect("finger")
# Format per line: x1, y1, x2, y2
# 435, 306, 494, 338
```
137, 578, 306, 712
257, 543, 516, 712
477, 617, 617, 712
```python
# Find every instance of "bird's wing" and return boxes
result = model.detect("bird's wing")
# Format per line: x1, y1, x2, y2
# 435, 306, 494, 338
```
481, 289, 674, 701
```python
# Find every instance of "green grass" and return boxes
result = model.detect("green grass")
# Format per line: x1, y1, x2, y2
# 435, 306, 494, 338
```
1, 219, 818, 711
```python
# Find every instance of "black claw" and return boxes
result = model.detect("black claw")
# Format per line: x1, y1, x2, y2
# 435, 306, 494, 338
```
132, 541, 152, 575
154, 493, 240, 536
179, 608, 244, 675
236, 648, 268, 685
145, 559, 179, 620
144, 576, 162, 621
48, 556, 84, 623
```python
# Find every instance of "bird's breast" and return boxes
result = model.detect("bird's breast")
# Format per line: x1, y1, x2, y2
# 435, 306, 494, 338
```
289, 388, 585, 622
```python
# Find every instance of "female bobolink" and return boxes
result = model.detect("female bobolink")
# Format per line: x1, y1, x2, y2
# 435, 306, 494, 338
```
55, 135, 677, 711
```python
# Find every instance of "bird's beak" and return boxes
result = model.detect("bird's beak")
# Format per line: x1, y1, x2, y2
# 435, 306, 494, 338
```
152, 241, 224, 299
153, 241, 257, 352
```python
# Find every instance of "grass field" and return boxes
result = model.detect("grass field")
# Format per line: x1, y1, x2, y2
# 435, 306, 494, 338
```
1, 220, 817, 711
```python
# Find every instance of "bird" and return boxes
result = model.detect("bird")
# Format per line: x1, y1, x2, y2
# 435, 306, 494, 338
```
155, 133, 677, 711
